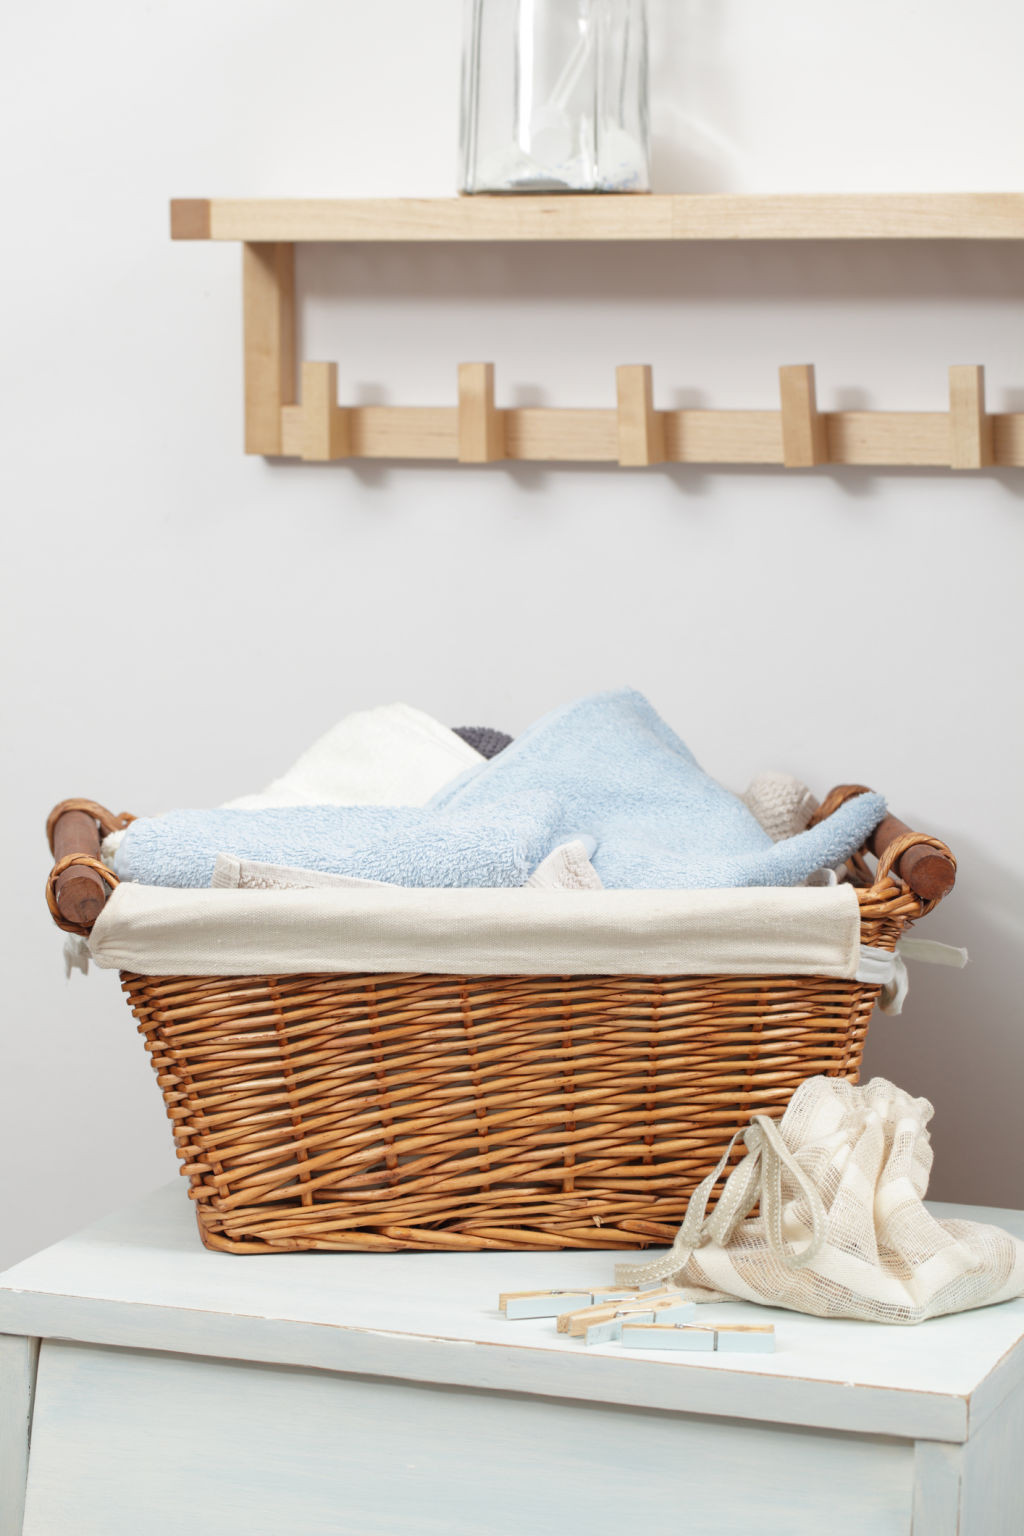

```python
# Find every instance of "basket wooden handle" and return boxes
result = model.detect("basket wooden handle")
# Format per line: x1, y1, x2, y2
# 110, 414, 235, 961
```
814, 786, 956, 904
46, 800, 133, 934
869, 816, 956, 901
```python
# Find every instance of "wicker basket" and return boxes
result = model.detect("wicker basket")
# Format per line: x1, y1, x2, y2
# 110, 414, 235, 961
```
45, 791, 955, 1255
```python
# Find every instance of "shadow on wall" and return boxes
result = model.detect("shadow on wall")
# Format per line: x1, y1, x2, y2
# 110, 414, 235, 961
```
287, 453, 1024, 504
861, 832, 1024, 1210
299, 239, 1024, 310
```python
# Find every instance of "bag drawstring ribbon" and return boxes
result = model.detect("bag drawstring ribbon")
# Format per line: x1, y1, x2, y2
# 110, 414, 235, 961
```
614, 1112, 828, 1289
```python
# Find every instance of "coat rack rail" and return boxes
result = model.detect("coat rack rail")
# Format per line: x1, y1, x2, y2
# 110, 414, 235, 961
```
279, 360, 1022, 468
176, 206, 1024, 470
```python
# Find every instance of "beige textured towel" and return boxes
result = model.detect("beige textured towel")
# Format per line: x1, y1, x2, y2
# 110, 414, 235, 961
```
211, 839, 604, 895
741, 772, 820, 843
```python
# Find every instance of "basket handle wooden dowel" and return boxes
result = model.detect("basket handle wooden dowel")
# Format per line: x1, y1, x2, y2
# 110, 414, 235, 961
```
46, 800, 131, 934
812, 785, 955, 904
870, 815, 956, 903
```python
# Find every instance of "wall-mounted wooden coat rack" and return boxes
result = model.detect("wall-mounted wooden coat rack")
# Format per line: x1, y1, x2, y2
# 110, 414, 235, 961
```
172, 193, 1024, 470
277, 356, 1013, 469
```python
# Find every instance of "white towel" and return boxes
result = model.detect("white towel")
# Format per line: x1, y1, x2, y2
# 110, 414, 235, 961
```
102, 703, 482, 865
223, 702, 482, 809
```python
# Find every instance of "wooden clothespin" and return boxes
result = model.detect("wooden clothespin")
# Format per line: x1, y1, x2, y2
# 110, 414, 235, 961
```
714, 1324, 776, 1354
621, 1321, 776, 1353
558, 1290, 689, 1337
498, 1285, 661, 1320
583, 1303, 697, 1347
622, 1321, 718, 1351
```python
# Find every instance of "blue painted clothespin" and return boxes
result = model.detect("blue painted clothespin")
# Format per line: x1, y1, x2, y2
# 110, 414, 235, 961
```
621, 1321, 775, 1353
499, 1284, 665, 1320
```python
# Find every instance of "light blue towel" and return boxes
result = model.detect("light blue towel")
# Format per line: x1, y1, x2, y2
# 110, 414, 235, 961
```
113, 689, 885, 890
427, 689, 884, 889
113, 799, 562, 890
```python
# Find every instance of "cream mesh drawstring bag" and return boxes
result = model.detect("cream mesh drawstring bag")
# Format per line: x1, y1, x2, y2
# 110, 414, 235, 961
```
617, 1076, 1024, 1324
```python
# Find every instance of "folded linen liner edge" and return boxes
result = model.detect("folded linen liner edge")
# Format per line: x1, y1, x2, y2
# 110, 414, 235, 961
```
86, 882, 866, 979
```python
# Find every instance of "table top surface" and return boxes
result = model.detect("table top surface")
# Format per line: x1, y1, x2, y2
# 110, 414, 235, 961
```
2, 1184, 1023, 1444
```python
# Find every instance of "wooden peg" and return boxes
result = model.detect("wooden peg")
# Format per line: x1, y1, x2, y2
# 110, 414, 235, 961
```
779, 364, 828, 467
301, 362, 350, 461
948, 365, 993, 469
616, 364, 665, 466
458, 363, 505, 463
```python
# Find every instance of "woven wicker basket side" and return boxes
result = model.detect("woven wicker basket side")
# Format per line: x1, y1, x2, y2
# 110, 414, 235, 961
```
121, 877, 922, 1255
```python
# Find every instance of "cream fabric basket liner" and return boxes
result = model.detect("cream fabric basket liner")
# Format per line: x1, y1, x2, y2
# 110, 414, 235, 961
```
87, 881, 876, 979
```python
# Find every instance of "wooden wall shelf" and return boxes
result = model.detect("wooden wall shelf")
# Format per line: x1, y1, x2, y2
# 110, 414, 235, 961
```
171, 194, 1024, 469
172, 194, 1024, 242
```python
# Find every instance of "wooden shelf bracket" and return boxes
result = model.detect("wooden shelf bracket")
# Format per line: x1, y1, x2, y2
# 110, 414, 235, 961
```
242, 242, 296, 457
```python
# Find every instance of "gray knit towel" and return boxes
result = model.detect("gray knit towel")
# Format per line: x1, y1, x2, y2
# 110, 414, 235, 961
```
453, 726, 513, 760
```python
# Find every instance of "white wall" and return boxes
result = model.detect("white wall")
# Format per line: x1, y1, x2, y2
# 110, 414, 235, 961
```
2, 0, 1022, 1270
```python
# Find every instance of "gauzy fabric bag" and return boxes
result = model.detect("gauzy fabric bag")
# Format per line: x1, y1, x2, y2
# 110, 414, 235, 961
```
617, 1076, 1024, 1324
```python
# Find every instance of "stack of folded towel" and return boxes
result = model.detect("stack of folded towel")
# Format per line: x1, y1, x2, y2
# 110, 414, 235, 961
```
110, 689, 884, 893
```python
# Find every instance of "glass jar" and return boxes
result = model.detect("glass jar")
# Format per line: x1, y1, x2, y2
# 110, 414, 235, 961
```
459, 0, 650, 194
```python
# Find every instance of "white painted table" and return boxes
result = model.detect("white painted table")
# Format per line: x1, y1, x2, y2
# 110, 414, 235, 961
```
2, 1186, 1023, 1535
